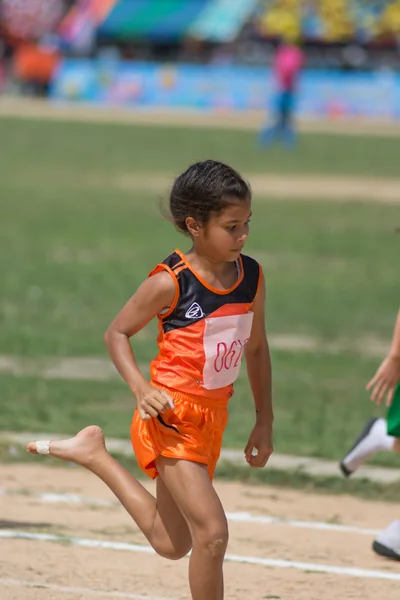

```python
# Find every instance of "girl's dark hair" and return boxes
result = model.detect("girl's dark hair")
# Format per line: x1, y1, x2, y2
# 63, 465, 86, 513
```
169, 160, 251, 235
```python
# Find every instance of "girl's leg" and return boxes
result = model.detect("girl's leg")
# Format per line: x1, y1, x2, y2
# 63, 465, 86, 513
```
281, 109, 295, 146
156, 456, 228, 600
258, 120, 279, 146
279, 92, 296, 147
340, 418, 395, 476
27, 426, 192, 560
258, 93, 281, 146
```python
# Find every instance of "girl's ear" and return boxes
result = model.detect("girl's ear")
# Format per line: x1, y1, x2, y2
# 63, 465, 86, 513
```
185, 217, 201, 237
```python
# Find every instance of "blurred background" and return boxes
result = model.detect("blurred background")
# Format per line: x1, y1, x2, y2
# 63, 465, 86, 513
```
0, 0, 399, 469
2, 0, 400, 114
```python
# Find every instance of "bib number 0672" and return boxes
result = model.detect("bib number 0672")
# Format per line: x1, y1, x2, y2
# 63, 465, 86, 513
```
213, 338, 248, 373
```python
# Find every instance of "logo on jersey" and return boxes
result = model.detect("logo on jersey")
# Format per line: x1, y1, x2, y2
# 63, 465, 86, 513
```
185, 302, 205, 319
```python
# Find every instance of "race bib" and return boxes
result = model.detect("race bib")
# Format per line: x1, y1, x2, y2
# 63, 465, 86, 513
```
202, 312, 254, 389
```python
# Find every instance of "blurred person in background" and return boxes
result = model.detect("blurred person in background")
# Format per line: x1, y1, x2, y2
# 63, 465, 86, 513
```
340, 308, 400, 561
0, 39, 6, 92
1, 0, 64, 96
259, 35, 304, 147
12, 34, 61, 96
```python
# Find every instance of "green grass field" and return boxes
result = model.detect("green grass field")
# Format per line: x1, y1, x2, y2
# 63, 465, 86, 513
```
0, 115, 399, 466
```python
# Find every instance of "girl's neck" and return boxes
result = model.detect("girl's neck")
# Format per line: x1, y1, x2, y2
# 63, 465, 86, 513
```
184, 247, 232, 276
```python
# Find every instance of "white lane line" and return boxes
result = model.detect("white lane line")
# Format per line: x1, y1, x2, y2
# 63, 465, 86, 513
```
0, 530, 154, 553
0, 489, 116, 507
35, 492, 112, 507
2, 530, 400, 582
225, 553, 400, 580
0, 489, 380, 536
0, 578, 170, 600
225, 512, 380, 536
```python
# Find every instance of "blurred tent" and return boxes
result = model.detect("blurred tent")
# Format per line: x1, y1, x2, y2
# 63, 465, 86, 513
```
95, 0, 257, 42
97, 0, 208, 41
188, 0, 259, 43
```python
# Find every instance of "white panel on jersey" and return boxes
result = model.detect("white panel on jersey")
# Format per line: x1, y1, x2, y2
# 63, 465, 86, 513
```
203, 312, 253, 389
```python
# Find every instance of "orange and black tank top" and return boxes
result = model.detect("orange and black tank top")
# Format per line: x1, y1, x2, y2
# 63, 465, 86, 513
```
149, 249, 262, 402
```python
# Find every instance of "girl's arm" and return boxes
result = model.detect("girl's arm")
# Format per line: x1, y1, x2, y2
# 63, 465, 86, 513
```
104, 271, 176, 419
245, 273, 273, 423
389, 309, 400, 359
243, 273, 274, 467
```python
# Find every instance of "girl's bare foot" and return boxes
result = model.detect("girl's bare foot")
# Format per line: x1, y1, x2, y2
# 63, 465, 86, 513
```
26, 425, 106, 467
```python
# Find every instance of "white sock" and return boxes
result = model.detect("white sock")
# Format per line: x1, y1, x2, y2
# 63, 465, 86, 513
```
375, 419, 395, 451
342, 418, 394, 473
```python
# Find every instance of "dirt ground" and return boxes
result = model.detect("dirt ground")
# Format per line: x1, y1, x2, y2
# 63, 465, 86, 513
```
110, 173, 400, 204
1, 464, 399, 599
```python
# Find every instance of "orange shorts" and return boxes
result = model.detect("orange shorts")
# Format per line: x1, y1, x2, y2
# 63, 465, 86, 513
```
130, 384, 229, 480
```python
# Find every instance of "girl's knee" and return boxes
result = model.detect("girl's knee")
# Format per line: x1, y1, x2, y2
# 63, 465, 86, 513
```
153, 537, 192, 561
150, 520, 192, 561
207, 536, 228, 558
193, 519, 229, 557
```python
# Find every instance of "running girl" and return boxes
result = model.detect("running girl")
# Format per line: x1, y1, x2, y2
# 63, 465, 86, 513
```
27, 160, 274, 600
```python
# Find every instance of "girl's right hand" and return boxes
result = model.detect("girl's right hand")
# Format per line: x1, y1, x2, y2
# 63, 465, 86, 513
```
136, 384, 175, 420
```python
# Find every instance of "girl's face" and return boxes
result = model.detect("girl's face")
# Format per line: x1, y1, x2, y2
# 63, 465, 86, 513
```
192, 197, 252, 262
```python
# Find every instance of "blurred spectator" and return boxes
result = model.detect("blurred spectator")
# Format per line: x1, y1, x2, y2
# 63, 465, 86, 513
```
0, 0, 66, 95
256, 0, 400, 44
13, 35, 61, 96
0, 40, 6, 93
259, 36, 305, 147
0, 0, 64, 44
301, 0, 324, 40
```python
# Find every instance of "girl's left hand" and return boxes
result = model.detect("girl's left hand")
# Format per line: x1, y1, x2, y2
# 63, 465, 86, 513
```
366, 353, 400, 407
244, 423, 273, 468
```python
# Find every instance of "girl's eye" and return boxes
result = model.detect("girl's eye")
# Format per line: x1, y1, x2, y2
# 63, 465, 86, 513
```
226, 220, 250, 232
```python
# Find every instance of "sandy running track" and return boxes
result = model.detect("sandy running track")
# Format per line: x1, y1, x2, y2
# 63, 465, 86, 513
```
1, 463, 399, 600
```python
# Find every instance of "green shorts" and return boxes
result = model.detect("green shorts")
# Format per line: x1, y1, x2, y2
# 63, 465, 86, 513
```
387, 383, 400, 437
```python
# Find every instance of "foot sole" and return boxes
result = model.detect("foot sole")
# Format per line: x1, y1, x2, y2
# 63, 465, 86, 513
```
373, 540, 400, 561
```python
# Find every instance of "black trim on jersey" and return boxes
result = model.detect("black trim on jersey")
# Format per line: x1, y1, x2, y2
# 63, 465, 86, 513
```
164, 252, 183, 270
160, 252, 260, 334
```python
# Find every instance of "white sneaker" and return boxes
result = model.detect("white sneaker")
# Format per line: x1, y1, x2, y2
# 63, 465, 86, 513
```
373, 520, 400, 561
339, 418, 388, 477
